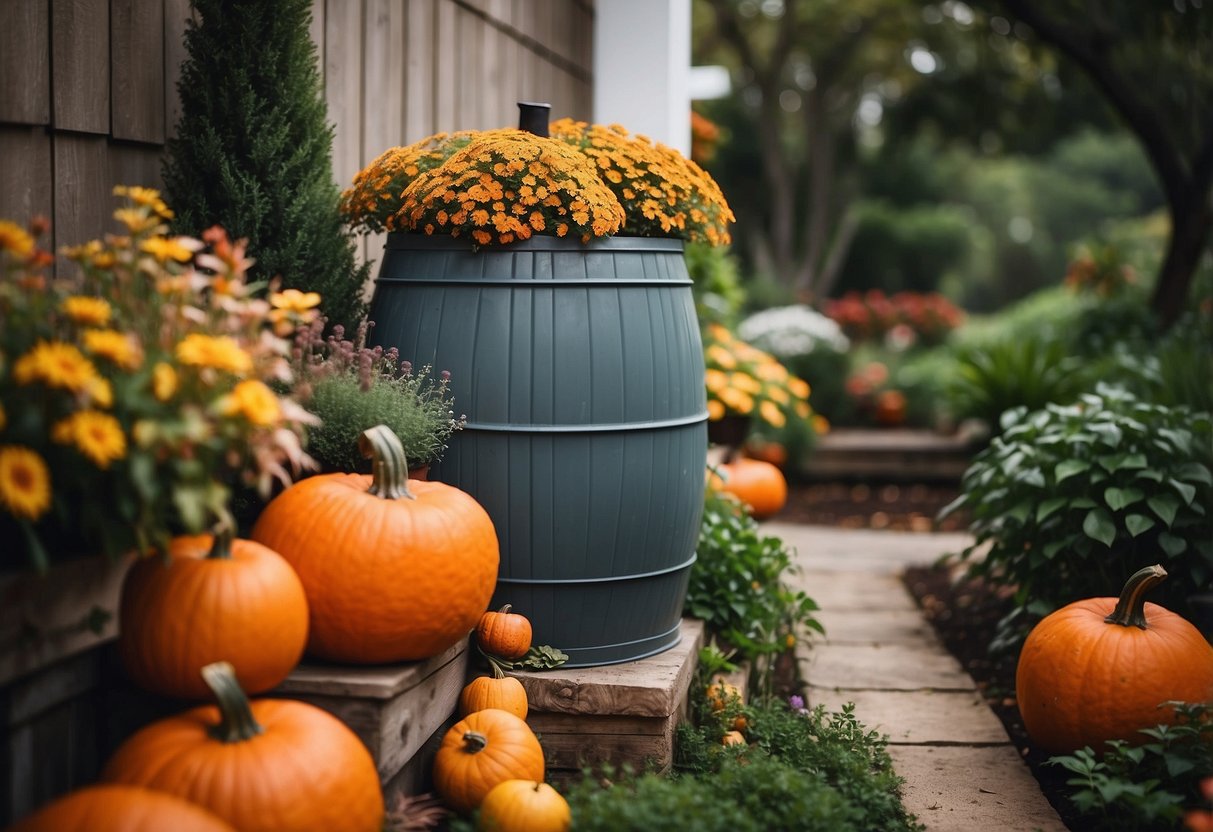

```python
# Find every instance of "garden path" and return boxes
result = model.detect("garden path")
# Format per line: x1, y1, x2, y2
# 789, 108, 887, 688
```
762, 522, 1068, 832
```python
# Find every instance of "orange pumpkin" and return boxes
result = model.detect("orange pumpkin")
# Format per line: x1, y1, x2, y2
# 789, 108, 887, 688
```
1016, 564, 1213, 755
8, 785, 235, 832
119, 529, 308, 699
478, 780, 570, 832
742, 438, 787, 468
102, 662, 383, 832
476, 604, 533, 659
708, 458, 787, 519
705, 679, 742, 712
460, 661, 528, 719
721, 730, 747, 746
433, 708, 545, 814
252, 425, 499, 663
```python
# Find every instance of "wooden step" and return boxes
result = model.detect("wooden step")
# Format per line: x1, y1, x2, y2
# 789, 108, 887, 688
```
800, 428, 979, 482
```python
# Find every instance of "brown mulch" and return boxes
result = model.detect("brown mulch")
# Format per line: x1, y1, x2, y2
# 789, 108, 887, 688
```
780, 479, 1082, 830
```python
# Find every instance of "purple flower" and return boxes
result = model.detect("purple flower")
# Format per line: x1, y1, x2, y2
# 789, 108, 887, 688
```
788, 695, 805, 711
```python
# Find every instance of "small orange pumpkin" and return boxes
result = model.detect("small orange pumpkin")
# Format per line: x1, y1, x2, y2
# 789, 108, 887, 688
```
708, 458, 787, 519
721, 730, 747, 746
705, 679, 742, 712
460, 660, 528, 719
1016, 564, 1213, 755
433, 708, 545, 814
8, 784, 235, 832
119, 529, 309, 699
476, 604, 533, 659
102, 662, 383, 832
252, 426, 499, 663
478, 780, 570, 832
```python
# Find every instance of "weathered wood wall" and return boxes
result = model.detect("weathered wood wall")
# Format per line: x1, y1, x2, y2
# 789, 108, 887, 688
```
0, 0, 594, 267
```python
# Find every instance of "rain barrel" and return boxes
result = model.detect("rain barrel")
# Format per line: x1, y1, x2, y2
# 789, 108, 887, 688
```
367, 233, 707, 666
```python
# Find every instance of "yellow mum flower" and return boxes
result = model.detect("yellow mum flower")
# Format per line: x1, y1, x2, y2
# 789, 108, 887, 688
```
765, 386, 789, 405
788, 378, 811, 400
113, 185, 173, 219
812, 415, 830, 434
704, 368, 728, 392
222, 379, 281, 426
755, 361, 788, 382
0, 446, 51, 520
0, 221, 36, 257
270, 288, 323, 313
13, 341, 99, 392
729, 373, 762, 395
720, 387, 754, 415
87, 376, 113, 408
140, 236, 195, 263
62, 296, 113, 326
176, 334, 253, 375
52, 410, 127, 469
152, 362, 178, 401
707, 399, 726, 420
705, 344, 736, 369
82, 329, 142, 370
759, 400, 786, 428
796, 402, 812, 419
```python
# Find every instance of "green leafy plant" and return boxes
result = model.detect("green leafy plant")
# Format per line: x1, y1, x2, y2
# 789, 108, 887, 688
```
941, 384, 1213, 621
686, 485, 822, 692
293, 320, 464, 472
1047, 702, 1213, 832
948, 334, 1090, 430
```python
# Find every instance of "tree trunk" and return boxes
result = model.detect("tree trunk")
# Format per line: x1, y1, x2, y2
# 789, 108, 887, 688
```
1152, 195, 1212, 328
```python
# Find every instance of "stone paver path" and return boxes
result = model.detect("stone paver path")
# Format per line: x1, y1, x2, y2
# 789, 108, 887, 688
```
763, 522, 1068, 832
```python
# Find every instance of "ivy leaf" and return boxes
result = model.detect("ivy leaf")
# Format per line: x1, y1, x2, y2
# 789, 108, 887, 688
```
1148, 494, 1181, 527
1124, 514, 1156, 538
1056, 460, 1090, 483
1082, 508, 1117, 548
1036, 498, 1069, 523
1169, 478, 1198, 506
1176, 462, 1213, 485
1104, 487, 1144, 512
1158, 533, 1187, 557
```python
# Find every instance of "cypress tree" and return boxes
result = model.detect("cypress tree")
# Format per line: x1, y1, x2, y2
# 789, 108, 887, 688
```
163, 0, 367, 329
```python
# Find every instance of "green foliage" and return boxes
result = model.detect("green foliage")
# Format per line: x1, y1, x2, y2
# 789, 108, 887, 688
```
1047, 702, 1213, 832
834, 200, 974, 296
684, 241, 747, 325
942, 384, 1213, 620
674, 699, 922, 832
163, 0, 369, 331
947, 335, 1090, 428
686, 486, 822, 672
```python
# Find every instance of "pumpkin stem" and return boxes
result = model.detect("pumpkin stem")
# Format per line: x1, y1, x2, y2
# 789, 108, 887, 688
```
201, 661, 265, 743
498, 604, 513, 614
1104, 564, 1168, 630
461, 730, 489, 753
359, 425, 415, 501
205, 526, 234, 560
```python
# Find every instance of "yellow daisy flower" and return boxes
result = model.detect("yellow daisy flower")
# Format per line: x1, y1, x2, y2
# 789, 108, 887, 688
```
62, 296, 113, 326
87, 376, 113, 408
221, 379, 282, 426
269, 288, 322, 313
152, 362, 178, 402
0, 446, 52, 520
760, 400, 786, 428
52, 410, 127, 469
82, 329, 143, 370
140, 236, 195, 263
114, 208, 162, 235
176, 334, 253, 375
0, 220, 36, 257
13, 341, 99, 392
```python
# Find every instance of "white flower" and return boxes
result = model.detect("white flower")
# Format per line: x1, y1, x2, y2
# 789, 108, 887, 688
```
738, 305, 850, 357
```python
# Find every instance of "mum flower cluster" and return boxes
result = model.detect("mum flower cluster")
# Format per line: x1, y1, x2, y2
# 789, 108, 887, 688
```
399, 129, 626, 245
0, 188, 316, 570
702, 323, 821, 434
825, 289, 964, 346
550, 118, 734, 245
340, 119, 734, 247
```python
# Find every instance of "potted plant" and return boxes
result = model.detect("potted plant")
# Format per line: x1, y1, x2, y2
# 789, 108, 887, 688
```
337, 107, 734, 667
0, 190, 315, 678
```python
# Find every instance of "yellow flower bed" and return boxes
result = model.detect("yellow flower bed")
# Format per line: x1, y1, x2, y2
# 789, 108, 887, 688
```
703, 323, 823, 435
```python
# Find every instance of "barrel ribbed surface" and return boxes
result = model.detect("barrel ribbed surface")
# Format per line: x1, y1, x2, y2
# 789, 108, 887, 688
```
368, 234, 707, 666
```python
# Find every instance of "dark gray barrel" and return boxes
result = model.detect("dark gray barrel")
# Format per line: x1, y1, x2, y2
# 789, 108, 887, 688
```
368, 233, 707, 666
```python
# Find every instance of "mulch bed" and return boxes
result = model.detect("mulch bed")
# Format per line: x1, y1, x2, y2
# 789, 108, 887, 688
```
780, 478, 1082, 830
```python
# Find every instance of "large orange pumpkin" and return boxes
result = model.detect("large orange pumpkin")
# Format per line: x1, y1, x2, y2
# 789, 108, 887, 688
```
102, 662, 383, 832
119, 529, 309, 698
433, 708, 545, 814
252, 425, 499, 663
1016, 564, 1213, 755
8, 784, 235, 832
708, 458, 787, 519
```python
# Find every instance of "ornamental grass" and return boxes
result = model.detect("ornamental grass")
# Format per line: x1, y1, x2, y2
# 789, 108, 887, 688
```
0, 188, 317, 570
